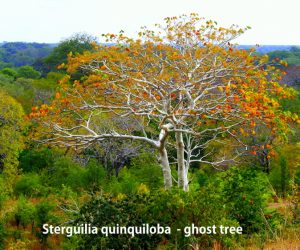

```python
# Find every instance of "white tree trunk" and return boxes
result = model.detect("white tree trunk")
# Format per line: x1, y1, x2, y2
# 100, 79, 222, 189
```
158, 147, 172, 189
157, 124, 173, 189
176, 130, 189, 191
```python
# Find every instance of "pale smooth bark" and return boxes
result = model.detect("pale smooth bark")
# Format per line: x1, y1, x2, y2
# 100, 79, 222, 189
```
176, 130, 189, 191
158, 124, 173, 189
158, 147, 172, 189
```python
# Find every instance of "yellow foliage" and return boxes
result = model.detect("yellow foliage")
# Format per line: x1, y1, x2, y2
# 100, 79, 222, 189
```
137, 183, 150, 194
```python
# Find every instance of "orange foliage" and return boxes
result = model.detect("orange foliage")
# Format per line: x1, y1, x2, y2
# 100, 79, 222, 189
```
30, 13, 298, 162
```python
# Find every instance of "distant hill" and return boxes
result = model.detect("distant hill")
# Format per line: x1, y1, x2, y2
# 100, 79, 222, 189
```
1, 42, 300, 70
237, 45, 299, 54
0, 42, 56, 67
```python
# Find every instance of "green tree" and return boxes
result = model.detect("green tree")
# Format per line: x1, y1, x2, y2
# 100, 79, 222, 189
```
0, 73, 57, 113
0, 67, 18, 79
0, 91, 25, 193
14, 196, 35, 228
43, 33, 97, 73
268, 47, 300, 66
0, 61, 13, 70
279, 156, 288, 197
17, 65, 41, 79
221, 167, 274, 234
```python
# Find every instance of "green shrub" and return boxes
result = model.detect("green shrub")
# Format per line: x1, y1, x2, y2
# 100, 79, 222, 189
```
104, 153, 163, 195
194, 169, 210, 188
75, 186, 240, 249
295, 167, 300, 186
17, 65, 41, 79
43, 157, 86, 191
0, 177, 7, 209
35, 200, 56, 243
19, 148, 54, 173
130, 153, 163, 189
76, 194, 159, 249
14, 196, 35, 228
39, 156, 107, 192
0, 67, 18, 79
220, 167, 275, 235
14, 173, 43, 197
83, 160, 106, 190
0, 221, 6, 249
109, 168, 139, 195
269, 156, 291, 198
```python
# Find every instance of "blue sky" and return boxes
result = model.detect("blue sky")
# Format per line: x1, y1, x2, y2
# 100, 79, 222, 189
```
1, 0, 300, 45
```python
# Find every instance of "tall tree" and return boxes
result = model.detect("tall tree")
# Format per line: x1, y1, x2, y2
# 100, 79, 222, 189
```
0, 91, 25, 193
17, 65, 41, 79
42, 33, 97, 74
31, 14, 297, 191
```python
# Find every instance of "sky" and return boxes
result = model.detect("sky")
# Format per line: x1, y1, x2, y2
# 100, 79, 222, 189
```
1, 0, 299, 45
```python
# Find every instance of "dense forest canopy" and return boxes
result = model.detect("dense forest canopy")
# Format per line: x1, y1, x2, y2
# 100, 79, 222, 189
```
0, 42, 55, 68
1, 40, 300, 69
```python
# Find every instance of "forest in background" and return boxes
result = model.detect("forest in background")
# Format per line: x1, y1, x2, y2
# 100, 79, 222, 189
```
0, 17, 299, 250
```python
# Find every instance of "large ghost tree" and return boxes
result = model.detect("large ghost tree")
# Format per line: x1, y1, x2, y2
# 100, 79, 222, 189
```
31, 14, 297, 191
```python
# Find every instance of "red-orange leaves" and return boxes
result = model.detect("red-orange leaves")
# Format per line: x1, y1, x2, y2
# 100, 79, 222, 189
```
233, 95, 239, 102
60, 98, 69, 105
136, 72, 143, 78
55, 93, 63, 101
31, 106, 38, 111
170, 93, 177, 99
31, 13, 297, 173
250, 120, 256, 128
